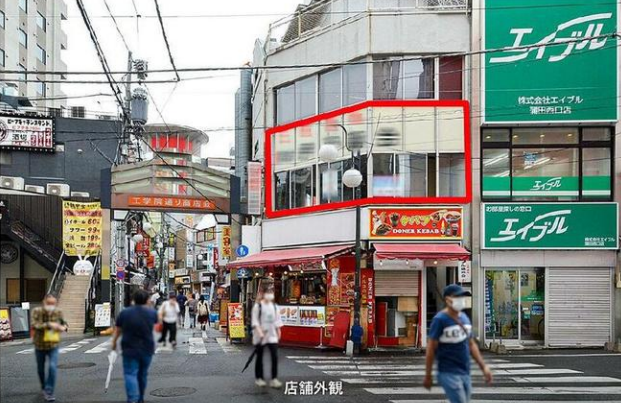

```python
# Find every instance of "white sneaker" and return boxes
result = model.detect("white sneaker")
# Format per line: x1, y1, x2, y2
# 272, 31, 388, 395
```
269, 379, 283, 389
255, 379, 267, 387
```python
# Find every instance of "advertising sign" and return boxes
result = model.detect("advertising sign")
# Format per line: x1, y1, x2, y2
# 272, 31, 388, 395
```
483, 175, 611, 199
220, 225, 232, 260
483, 0, 618, 122
482, 203, 618, 249
0, 114, 54, 151
227, 303, 245, 339
62, 201, 103, 257
134, 231, 151, 257
247, 161, 262, 215
94, 303, 111, 328
369, 207, 463, 240
279, 306, 300, 325
0, 308, 12, 341
127, 195, 216, 211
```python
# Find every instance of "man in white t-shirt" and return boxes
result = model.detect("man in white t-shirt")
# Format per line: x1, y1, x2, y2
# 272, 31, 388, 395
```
158, 293, 180, 347
251, 288, 283, 388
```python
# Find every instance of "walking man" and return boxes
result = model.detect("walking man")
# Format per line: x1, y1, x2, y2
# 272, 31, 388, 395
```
31, 294, 67, 402
424, 284, 493, 403
251, 286, 283, 388
112, 289, 158, 403
186, 293, 198, 329
176, 290, 187, 327
158, 292, 180, 347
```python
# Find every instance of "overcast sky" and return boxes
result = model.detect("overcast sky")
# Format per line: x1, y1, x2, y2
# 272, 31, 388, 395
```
62, 0, 302, 157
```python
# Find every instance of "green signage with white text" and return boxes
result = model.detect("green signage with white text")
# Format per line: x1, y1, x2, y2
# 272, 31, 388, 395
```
484, 0, 618, 122
482, 203, 618, 249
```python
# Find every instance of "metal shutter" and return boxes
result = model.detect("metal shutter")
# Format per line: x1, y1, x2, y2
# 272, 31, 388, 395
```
375, 270, 420, 297
547, 267, 612, 347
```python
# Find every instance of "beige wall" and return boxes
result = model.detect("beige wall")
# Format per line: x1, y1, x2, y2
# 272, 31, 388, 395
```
0, 243, 53, 306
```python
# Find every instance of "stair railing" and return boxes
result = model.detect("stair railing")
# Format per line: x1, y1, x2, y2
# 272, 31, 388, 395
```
84, 253, 102, 333
47, 251, 69, 298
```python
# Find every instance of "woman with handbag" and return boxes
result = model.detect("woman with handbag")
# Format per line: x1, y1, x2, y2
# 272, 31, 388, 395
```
31, 294, 67, 402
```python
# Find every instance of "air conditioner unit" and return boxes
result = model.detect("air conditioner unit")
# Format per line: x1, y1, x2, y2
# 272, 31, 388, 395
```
46, 183, 70, 197
70, 191, 90, 198
25, 185, 45, 194
0, 176, 25, 190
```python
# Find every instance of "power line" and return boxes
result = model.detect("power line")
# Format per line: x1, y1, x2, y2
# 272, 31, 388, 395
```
153, 0, 180, 82
102, 0, 131, 53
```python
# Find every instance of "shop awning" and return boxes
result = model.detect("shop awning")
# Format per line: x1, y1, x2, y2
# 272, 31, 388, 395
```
227, 244, 353, 269
374, 243, 470, 261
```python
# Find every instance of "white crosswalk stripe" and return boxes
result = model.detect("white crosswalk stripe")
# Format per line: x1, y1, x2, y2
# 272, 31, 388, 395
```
15, 338, 98, 355
84, 340, 111, 354
287, 354, 621, 402
216, 337, 241, 354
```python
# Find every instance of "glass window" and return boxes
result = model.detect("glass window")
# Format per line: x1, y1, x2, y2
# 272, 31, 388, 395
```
274, 171, 290, 210
482, 149, 510, 198
512, 148, 578, 200
372, 153, 396, 196
36, 81, 46, 97
439, 56, 463, 99
319, 162, 342, 203
582, 148, 611, 199
485, 270, 519, 340
295, 76, 317, 120
37, 45, 46, 65
37, 12, 46, 32
343, 64, 367, 106
482, 128, 510, 143
18, 64, 27, 82
0, 11, 5, 29
373, 59, 401, 100
19, 0, 27, 12
276, 84, 295, 125
291, 167, 314, 208
512, 128, 578, 145
319, 69, 341, 113
0, 49, 4, 67
19, 29, 27, 48
396, 154, 427, 196
583, 127, 611, 142
343, 158, 367, 201
403, 59, 434, 99
439, 153, 465, 197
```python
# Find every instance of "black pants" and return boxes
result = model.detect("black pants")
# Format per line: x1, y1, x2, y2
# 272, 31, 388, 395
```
159, 322, 177, 344
255, 343, 278, 380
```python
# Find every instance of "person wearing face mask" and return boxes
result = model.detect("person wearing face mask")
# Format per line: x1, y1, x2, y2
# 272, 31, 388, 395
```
251, 286, 283, 388
424, 284, 492, 403
30, 294, 68, 402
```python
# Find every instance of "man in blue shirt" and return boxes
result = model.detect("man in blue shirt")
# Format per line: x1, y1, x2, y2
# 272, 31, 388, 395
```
112, 290, 159, 403
424, 284, 492, 403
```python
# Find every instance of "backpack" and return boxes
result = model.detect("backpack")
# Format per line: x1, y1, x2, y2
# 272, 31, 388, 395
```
198, 302, 209, 316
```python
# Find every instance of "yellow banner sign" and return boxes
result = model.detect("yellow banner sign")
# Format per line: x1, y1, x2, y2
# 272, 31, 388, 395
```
62, 201, 103, 257
227, 303, 245, 339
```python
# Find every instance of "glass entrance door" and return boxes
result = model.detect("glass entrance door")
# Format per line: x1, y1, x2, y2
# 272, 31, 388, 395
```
485, 269, 545, 344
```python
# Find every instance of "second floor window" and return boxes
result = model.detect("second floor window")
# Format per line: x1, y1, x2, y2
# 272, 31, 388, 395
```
37, 12, 46, 32
19, 29, 27, 48
37, 45, 46, 65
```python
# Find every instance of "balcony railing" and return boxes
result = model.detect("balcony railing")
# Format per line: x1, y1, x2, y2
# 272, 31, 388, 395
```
266, 0, 468, 50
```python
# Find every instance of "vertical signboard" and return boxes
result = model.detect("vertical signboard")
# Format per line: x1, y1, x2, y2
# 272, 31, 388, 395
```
484, 0, 618, 122
220, 225, 232, 260
247, 161, 262, 215
62, 202, 103, 257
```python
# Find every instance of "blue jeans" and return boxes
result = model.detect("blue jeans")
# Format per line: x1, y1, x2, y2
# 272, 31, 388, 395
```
35, 348, 59, 395
437, 372, 472, 403
122, 354, 153, 403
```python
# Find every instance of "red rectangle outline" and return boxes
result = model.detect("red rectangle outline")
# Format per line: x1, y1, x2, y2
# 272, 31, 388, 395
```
265, 99, 472, 219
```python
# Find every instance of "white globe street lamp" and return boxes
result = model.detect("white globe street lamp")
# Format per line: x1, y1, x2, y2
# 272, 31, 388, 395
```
142, 222, 152, 232
342, 168, 363, 189
132, 233, 144, 243
318, 144, 339, 163
156, 242, 164, 250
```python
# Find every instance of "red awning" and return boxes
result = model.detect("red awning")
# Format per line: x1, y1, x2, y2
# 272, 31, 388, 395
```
227, 244, 353, 269
374, 243, 470, 261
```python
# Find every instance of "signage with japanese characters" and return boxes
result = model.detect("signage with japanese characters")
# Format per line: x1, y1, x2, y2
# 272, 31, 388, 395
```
220, 225, 232, 260
0, 114, 54, 151
369, 207, 463, 240
62, 201, 103, 257
227, 303, 245, 339
483, 0, 618, 122
127, 195, 216, 211
483, 176, 611, 198
247, 161, 262, 215
482, 203, 618, 249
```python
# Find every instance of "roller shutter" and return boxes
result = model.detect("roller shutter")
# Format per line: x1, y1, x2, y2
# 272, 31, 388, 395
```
375, 270, 420, 297
547, 267, 612, 347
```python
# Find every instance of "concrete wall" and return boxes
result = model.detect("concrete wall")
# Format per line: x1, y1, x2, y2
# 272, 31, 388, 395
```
0, 243, 54, 306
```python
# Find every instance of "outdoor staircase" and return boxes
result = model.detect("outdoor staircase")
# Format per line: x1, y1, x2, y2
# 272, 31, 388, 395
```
58, 275, 90, 335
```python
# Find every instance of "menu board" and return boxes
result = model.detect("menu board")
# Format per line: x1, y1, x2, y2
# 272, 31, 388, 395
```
228, 303, 245, 339
62, 201, 103, 257
0, 308, 13, 341
94, 303, 111, 328
279, 305, 325, 327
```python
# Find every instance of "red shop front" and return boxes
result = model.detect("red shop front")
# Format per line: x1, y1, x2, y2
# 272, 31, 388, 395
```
227, 245, 375, 348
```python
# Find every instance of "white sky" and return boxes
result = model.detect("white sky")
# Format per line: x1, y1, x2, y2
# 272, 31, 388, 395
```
62, 0, 303, 158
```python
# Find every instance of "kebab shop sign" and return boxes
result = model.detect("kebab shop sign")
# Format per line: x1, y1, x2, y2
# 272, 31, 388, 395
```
369, 207, 463, 240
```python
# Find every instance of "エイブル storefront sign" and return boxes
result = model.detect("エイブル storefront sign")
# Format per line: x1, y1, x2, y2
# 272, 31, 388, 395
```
369, 207, 463, 240
128, 195, 215, 211
482, 203, 618, 249
0, 114, 54, 151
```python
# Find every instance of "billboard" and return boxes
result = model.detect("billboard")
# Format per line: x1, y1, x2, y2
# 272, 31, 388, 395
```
62, 201, 103, 257
483, 0, 618, 122
369, 207, 463, 240
0, 114, 54, 151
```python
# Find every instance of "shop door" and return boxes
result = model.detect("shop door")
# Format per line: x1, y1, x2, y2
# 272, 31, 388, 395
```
519, 268, 545, 343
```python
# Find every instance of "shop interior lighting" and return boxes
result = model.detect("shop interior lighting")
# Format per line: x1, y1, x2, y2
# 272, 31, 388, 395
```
433, 260, 438, 265
405, 260, 409, 265
567, 133, 573, 137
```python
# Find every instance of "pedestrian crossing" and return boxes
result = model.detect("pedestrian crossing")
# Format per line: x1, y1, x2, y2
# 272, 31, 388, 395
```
287, 354, 621, 402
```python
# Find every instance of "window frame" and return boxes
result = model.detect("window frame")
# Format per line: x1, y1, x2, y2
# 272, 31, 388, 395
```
37, 12, 46, 32
481, 127, 614, 202
18, 28, 27, 48
19, 0, 28, 13
0, 48, 5, 67
36, 44, 46, 65
36, 80, 46, 98
0, 11, 5, 29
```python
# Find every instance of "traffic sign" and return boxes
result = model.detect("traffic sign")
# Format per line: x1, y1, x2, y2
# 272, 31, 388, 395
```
236, 268, 251, 279
236, 245, 249, 258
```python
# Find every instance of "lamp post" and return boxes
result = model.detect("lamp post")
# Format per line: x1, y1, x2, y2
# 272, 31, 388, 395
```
319, 124, 364, 354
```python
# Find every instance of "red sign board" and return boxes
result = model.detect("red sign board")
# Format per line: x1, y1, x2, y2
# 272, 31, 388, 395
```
128, 195, 215, 211
369, 207, 463, 240
134, 231, 151, 256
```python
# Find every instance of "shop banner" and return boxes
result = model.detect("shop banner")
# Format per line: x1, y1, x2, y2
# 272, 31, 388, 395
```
227, 303, 245, 339
483, 176, 611, 198
369, 207, 463, 240
483, 0, 618, 122
247, 161, 262, 215
482, 203, 618, 249
0, 308, 12, 341
0, 114, 54, 151
62, 201, 103, 257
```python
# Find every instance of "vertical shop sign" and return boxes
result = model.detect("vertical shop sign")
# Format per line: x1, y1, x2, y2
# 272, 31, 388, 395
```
220, 225, 232, 260
247, 161, 262, 215
62, 201, 103, 256
484, 0, 618, 122
228, 303, 245, 339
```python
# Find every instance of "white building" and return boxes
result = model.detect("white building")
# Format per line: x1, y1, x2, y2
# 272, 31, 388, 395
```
0, 0, 68, 110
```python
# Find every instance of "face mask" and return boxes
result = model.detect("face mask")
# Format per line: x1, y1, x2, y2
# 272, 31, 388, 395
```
44, 305, 56, 313
448, 297, 467, 312
264, 293, 275, 302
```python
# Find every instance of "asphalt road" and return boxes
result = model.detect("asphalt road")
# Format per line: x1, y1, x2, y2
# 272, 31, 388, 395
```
2, 327, 621, 403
